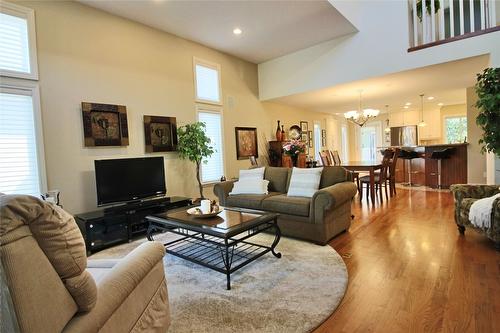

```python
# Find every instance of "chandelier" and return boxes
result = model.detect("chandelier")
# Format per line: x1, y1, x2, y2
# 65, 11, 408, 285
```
344, 90, 380, 126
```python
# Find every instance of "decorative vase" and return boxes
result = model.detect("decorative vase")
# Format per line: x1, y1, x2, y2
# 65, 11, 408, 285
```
281, 125, 285, 141
276, 120, 282, 141
291, 154, 298, 167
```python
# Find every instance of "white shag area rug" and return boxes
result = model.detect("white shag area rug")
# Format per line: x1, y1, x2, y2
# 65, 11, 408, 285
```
90, 233, 348, 333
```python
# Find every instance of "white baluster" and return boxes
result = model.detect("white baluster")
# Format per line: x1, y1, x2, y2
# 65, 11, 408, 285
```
450, 0, 455, 37
470, 0, 475, 32
413, 0, 418, 46
422, 0, 428, 43
490, 0, 497, 29
431, 0, 436, 41
459, 0, 465, 34
480, 0, 485, 29
439, 0, 445, 39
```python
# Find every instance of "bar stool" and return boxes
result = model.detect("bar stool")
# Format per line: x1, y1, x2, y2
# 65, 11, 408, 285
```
399, 149, 420, 186
430, 148, 455, 189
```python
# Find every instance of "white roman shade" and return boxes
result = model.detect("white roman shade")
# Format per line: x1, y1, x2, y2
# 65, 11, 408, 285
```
198, 111, 224, 183
0, 89, 41, 196
0, 12, 30, 74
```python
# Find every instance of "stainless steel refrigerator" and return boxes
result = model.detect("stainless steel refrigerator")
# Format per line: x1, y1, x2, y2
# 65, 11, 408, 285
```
390, 126, 418, 146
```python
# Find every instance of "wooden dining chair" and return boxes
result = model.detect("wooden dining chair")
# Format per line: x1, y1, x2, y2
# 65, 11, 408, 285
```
387, 148, 400, 196
319, 151, 332, 166
359, 151, 392, 202
331, 150, 342, 165
331, 150, 360, 194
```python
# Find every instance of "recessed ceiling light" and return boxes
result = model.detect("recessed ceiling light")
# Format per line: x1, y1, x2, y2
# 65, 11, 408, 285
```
405, 102, 411, 106
403, 106, 409, 109
427, 96, 434, 100
233, 28, 242, 35
437, 102, 444, 106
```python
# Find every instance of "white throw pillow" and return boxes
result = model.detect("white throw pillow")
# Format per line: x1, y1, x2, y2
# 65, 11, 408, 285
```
230, 179, 270, 195
287, 167, 323, 198
239, 167, 265, 182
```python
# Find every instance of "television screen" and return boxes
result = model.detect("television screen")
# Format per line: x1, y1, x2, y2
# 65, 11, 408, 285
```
95, 157, 166, 206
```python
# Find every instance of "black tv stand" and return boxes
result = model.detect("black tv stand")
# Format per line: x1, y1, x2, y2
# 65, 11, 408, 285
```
75, 196, 191, 255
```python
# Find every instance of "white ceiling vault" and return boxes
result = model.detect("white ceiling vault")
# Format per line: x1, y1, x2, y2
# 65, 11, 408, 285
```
79, 0, 357, 64
270, 55, 490, 114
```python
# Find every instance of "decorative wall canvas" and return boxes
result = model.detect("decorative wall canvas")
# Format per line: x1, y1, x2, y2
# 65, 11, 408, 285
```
144, 116, 177, 152
235, 127, 258, 160
82, 102, 129, 147
300, 121, 308, 132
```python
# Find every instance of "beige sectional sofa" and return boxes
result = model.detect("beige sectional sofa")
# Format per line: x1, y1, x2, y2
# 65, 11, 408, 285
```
214, 166, 357, 245
0, 194, 170, 333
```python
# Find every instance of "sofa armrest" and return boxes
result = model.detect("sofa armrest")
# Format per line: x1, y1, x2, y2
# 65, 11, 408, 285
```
312, 182, 357, 223
450, 184, 500, 201
63, 242, 166, 332
213, 181, 235, 206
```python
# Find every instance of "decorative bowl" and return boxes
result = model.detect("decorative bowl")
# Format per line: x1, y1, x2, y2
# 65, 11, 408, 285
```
187, 206, 224, 218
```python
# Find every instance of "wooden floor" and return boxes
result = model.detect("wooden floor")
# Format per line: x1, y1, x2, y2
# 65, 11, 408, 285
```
315, 188, 500, 333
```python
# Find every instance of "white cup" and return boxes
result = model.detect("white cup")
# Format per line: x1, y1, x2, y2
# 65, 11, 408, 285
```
200, 199, 211, 214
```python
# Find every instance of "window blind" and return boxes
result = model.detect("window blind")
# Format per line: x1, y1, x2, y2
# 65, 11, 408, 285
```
0, 12, 31, 74
195, 64, 220, 103
198, 111, 224, 183
0, 90, 41, 196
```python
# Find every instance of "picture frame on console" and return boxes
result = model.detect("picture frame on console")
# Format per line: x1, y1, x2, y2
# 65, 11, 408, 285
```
81, 102, 129, 147
144, 115, 177, 152
235, 127, 258, 160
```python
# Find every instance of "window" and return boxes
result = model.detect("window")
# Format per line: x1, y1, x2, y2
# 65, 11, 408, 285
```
193, 57, 221, 105
0, 82, 45, 195
0, 2, 38, 79
313, 123, 321, 163
341, 125, 348, 162
445, 116, 467, 143
198, 108, 224, 183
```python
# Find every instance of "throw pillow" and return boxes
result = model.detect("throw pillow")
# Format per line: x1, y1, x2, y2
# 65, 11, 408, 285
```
287, 167, 324, 198
239, 167, 265, 182
230, 179, 269, 195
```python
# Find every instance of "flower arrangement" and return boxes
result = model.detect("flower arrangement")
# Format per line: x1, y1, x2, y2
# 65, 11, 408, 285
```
283, 139, 306, 156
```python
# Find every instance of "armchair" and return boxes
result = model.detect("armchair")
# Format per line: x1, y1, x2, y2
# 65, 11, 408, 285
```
450, 184, 500, 249
0, 194, 170, 332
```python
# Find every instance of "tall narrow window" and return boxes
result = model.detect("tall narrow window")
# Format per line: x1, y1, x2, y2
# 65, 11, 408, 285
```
198, 109, 224, 183
0, 86, 43, 195
194, 57, 221, 105
445, 116, 467, 143
314, 123, 322, 163
0, 2, 38, 79
341, 125, 348, 162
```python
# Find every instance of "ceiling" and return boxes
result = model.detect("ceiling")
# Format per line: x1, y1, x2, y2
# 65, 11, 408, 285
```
79, 0, 357, 64
271, 55, 490, 114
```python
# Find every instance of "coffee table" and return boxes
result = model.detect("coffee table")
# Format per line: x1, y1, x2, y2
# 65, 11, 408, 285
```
145, 207, 281, 290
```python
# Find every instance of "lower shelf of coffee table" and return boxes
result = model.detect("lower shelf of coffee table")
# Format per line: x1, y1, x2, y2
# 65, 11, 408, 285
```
164, 231, 272, 274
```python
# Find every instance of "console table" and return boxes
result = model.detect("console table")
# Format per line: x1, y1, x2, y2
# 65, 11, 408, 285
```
75, 196, 191, 255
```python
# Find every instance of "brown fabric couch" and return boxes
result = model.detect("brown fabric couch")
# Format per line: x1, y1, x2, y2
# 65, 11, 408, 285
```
214, 166, 357, 245
0, 194, 170, 333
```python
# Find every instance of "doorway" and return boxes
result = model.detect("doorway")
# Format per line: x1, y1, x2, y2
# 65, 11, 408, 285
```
360, 122, 382, 161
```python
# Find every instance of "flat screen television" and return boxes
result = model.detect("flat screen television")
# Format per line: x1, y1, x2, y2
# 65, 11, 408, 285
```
94, 157, 166, 206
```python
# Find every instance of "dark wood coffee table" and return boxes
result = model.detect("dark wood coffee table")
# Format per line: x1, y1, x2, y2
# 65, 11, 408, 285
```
145, 207, 281, 290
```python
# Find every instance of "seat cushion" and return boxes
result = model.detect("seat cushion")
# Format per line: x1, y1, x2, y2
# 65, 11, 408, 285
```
360, 175, 381, 182
226, 192, 280, 210
262, 194, 311, 217
264, 167, 290, 193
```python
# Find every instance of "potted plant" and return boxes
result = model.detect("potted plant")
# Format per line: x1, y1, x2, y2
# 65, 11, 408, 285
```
177, 122, 215, 199
475, 67, 500, 157
283, 139, 307, 167
416, 0, 440, 21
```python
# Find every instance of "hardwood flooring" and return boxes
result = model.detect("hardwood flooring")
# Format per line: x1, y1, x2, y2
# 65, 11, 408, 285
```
315, 188, 500, 333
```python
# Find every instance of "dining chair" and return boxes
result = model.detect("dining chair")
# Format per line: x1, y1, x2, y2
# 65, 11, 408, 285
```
319, 151, 332, 166
359, 151, 392, 202
331, 150, 342, 165
331, 150, 360, 194
387, 148, 400, 196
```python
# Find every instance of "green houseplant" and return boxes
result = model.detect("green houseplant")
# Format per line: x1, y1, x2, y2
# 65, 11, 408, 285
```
416, 0, 440, 21
177, 122, 215, 199
475, 67, 500, 157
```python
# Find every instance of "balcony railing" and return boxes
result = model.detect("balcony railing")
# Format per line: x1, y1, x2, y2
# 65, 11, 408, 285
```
408, 0, 498, 51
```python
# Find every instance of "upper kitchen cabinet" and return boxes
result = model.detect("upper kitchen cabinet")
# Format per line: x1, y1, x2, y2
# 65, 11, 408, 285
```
419, 108, 441, 140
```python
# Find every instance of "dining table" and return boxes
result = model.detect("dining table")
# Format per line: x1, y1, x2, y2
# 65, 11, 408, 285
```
340, 160, 383, 203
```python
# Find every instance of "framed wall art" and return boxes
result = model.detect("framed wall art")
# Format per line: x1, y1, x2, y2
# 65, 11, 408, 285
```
308, 130, 313, 148
82, 102, 129, 147
321, 129, 327, 147
235, 127, 258, 160
144, 115, 177, 152
300, 121, 308, 132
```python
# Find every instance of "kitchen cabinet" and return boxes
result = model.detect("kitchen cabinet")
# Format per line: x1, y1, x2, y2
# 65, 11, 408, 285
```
418, 108, 441, 140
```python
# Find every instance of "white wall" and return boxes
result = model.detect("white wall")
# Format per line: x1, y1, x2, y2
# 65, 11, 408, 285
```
258, 0, 500, 101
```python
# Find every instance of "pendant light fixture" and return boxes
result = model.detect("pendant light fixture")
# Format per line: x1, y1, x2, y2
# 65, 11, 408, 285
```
418, 94, 427, 127
384, 105, 391, 133
343, 90, 380, 127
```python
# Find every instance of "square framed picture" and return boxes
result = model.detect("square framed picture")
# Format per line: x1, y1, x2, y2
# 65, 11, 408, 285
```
300, 121, 308, 132
300, 132, 308, 143
82, 102, 129, 147
235, 127, 258, 160
144, 115, 177, 152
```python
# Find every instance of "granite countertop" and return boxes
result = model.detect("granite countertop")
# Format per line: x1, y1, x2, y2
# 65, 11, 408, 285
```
378, 143, 468, 149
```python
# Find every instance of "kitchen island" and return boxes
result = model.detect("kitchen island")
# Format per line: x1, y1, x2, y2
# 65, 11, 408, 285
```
387, 143, 468, 188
